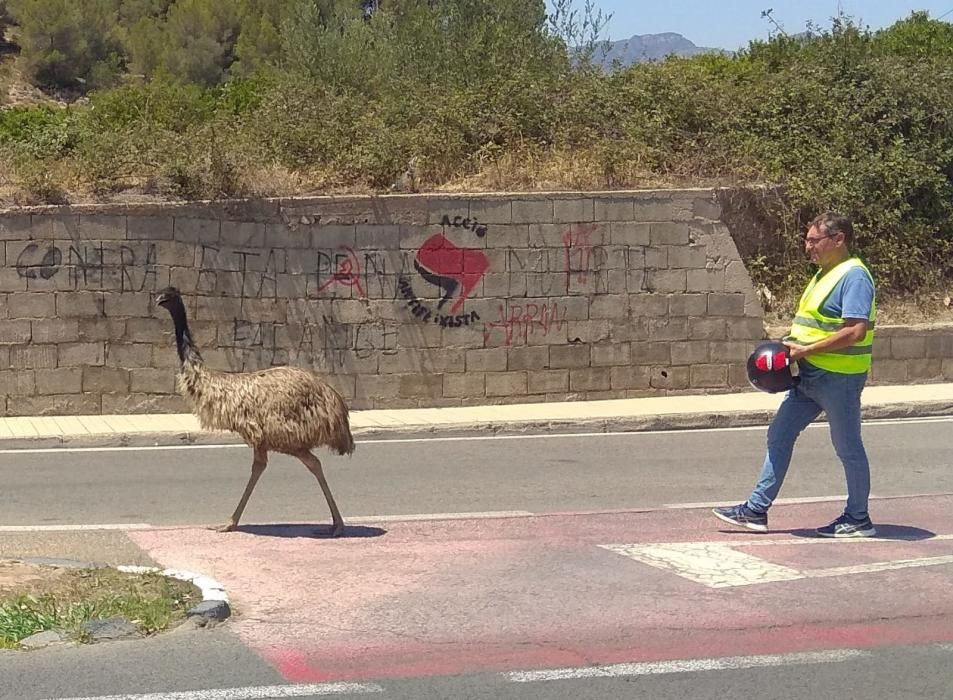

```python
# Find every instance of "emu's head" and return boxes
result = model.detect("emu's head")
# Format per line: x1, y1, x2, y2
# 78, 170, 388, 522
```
155, 286, 183, 312
155, 286, 197, 363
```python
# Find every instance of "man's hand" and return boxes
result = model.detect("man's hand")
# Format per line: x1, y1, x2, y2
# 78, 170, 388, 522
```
783, 341, 810, 361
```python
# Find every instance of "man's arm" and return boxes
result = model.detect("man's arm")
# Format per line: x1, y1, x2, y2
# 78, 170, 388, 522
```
785, 319, 868, 360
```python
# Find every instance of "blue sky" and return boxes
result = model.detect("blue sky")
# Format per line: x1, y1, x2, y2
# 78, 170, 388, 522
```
552, 1, 953, 49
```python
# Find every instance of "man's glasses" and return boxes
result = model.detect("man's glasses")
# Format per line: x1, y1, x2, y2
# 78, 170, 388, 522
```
804, 233, 835, 246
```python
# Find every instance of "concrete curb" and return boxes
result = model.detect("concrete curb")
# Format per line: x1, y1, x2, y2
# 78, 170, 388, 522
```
0, 399, 950, 449
353, 400, 953, 438
118, 565, 231, 623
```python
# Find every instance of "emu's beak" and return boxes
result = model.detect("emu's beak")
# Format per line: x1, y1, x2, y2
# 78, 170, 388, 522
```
155, 292, 170, 306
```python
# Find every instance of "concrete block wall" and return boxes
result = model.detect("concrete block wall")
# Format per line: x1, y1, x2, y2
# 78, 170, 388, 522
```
0, 188, 773, 416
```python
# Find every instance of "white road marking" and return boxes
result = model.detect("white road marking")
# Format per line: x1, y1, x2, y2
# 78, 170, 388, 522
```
505, 648, 871, 682
356, 416, 953, 443
740, 534, 953, 546
350, 510, 534, 523
42, 682, 384, 700
1, 415, 951, 453
6, 514, 953, 534
667, 495, 858, 508
0, 444, 244, 454
602, 537, 953, 588
744, 535, 953, 547
0, 512, 537, 532
0, 523, 153, 532
600, 543, 804, 588
804, 556, 953, 578
118, 565, 229, 603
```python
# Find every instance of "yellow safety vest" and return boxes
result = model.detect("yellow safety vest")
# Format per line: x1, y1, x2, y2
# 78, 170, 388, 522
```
786, 257, 876, 374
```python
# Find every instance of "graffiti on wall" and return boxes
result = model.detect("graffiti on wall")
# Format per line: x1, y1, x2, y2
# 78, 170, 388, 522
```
563, 224, 597, 293
196, 244, 426, 304
316, 246, 365, 298
398, 231, 489, 328
440, 214, 488, 238
482, 301, 568, 346
415, 234, 488, 313
224, 316, 398, 371
5, 219, 622, 363
15, 242, 160, 292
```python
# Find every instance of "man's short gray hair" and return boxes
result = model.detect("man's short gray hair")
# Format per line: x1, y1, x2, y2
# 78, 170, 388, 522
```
810, 213, 854, 246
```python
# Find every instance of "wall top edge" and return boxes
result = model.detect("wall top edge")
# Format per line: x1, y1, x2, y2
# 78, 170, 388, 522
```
767, 322, 953, 334
0, 185, 778, 218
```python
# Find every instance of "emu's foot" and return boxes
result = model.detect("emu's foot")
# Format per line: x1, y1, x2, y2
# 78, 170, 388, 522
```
208, 522, 238, 533
330, 522, 345, 538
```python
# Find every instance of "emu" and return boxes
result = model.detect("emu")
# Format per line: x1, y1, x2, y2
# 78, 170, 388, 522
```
155, 287, 354, 536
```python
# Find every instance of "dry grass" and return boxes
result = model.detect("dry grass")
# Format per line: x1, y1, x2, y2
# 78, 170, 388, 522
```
444, 147, 679, 194
763, 290, 953, 329
0, 561, 199, 649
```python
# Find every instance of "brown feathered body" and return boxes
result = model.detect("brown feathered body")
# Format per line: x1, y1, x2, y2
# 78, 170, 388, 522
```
177, 358, 355, 456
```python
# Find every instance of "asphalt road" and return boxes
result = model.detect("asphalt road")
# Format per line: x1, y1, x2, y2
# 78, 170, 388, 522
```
2, 416, 953, 528
1, 416, 952, 700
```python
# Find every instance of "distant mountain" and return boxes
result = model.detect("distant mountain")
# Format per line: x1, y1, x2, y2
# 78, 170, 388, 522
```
582, 32, 726, 70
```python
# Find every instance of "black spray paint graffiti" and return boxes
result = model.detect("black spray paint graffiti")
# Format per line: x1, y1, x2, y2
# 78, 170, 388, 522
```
15, 242, 160, 292
506, 242, 616, 296
441, 214, 488, 237
316, 247, 365, 297
397, 276, 480, 328
196, 245, 427, 304
15, 243, 61, 279
223, 317, 398, 371
197, 245, 282, 301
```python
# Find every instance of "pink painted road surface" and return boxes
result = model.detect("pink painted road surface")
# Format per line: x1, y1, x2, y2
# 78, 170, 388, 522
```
128, 494, 953, 683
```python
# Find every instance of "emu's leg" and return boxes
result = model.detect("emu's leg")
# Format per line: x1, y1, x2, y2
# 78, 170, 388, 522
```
211, 446, 268, 533
297, 450, 344, 537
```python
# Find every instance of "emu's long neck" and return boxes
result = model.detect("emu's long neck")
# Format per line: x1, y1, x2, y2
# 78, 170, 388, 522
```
170, 302, 203, 366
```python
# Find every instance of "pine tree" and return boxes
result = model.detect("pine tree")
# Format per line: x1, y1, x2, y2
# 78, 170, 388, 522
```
9, 0, 125, 91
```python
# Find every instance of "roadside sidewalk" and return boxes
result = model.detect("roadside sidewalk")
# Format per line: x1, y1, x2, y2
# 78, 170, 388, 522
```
1, 382, 952, 450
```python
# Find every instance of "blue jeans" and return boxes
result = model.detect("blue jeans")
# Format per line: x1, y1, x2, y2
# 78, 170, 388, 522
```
746, 362, 871, 520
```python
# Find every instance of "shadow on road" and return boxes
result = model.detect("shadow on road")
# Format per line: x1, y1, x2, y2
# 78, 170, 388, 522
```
717, 524, 937, 540
846, 523, 936, 540
236, 524, 387, 539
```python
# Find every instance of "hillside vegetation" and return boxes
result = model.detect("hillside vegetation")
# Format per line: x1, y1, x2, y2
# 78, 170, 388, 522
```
0, 1, 951, 313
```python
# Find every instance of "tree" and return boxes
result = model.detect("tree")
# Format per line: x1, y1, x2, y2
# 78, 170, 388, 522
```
229, 0, 295, 77
874, 10, 953, 60
8, 0, 125, 91
123, 0, 242, 86
118, 0, 175, 26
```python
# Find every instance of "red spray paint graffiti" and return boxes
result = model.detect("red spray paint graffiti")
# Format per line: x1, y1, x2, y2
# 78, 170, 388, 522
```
317, 246, 366, 298
414, 234, 489, 313
483, 302, 568, 346
562, 225, 596, 293
398, 233, 489, 328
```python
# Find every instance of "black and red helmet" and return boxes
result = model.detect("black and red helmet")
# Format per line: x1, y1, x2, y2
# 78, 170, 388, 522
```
746, 341, 796, 393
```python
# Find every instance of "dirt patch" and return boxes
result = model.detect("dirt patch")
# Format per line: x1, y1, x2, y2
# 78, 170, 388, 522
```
0, 561, 70, 596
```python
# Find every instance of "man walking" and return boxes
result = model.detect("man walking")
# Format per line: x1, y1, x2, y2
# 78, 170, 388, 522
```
713, 213, 877, 537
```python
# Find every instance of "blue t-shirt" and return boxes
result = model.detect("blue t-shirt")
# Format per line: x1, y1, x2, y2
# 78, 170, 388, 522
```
799, 265, 875, 375
818, 265, 875, 322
